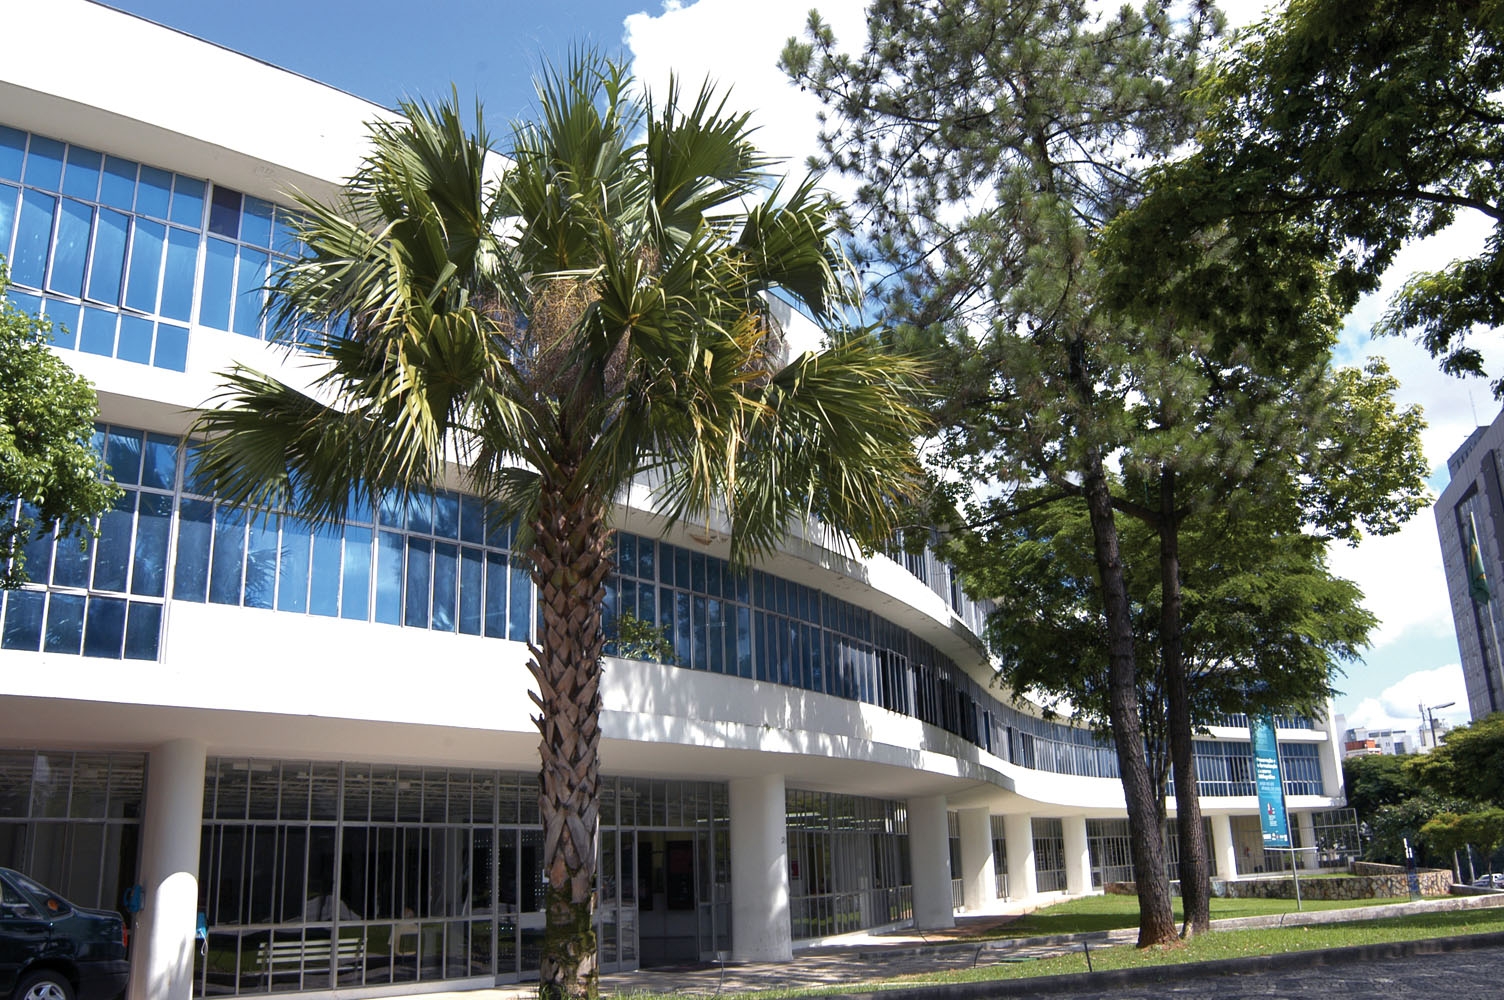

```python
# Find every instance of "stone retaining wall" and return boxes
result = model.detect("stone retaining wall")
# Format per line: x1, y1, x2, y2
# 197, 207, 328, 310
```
1104, 866, 1453, 900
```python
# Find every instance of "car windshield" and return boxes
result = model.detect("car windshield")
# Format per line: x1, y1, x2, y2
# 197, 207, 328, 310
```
5, 870, 71, 915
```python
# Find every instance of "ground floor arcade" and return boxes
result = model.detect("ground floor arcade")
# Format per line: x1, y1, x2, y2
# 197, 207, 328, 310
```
0, 743, 1351, 1000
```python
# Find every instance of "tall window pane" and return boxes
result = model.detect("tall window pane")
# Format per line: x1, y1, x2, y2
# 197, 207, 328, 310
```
157, 226, 197, 322
374, 531, 403, 625
199, 237, 235, 330
244, 519, 278, 609
341, 526, 371, 621
277, 519, 311, 613
47, 199, 93, 297
86, 208, 129, 304
131, 493, 171, 597
174, 498, 213, 602
11, 190, 57, 288
123, 218, 164, 313
309, 525, 342, 618
404, 538, 432, 628
209, 507, 246, 605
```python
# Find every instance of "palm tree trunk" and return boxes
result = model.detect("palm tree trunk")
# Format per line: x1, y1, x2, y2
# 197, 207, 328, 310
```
1160, 467, 1211, 937
529, 476, 611, 1000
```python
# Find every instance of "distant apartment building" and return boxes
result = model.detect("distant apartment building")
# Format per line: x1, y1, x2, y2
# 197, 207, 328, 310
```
1437, 407, 1504, 720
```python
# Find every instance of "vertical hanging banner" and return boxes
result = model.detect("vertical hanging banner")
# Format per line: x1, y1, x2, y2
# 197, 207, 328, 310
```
1250, 715, 1290, 848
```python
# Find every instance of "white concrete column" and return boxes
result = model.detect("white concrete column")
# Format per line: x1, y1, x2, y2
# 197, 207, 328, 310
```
958, 807, 995, 911
729, 774, 792, 962
907, 795, 955, 929
1296, 811, 1320, 870
127, 739, 207, 1000
1211, 813, 1238, 880
1062, 815, 1093, 895
1002, 812, 1036, 900
1318, 710, 1344, 801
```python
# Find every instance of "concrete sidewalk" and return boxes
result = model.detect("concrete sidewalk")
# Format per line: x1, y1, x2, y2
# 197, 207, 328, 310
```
418, 893, 1504, 1000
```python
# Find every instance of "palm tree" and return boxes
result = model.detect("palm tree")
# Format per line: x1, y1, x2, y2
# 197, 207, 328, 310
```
192, 56, 927, 1000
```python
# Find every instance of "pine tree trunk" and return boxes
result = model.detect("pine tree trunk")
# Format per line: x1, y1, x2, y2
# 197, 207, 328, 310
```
1080, 449, 1177, 947
1159, 467, 1211, 937
529, 476, 611, 1000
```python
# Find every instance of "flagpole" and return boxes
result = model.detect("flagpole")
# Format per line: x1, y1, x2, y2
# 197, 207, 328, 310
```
1469, 511, 1504, 711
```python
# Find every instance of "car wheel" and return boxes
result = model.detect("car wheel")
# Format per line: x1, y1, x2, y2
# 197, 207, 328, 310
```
16, 970, 74, 1000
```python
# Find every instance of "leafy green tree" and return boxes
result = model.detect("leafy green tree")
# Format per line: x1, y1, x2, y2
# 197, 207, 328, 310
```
1409, 713, 1504, 807
1, 266, 120, 588
1343, 751, 1420, 818
784, 0, 1222, 946
1420, 808, 1504, 872
1116, 0, 1504, 390
191, 60, 927, 1000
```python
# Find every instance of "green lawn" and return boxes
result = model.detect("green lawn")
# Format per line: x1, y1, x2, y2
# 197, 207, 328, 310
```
609, 897, 1502, 1000
991, 891, 1406, 938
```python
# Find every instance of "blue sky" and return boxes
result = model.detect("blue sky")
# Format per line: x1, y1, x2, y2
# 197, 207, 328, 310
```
104, 1, 651, 119
98, 0, 1493, 738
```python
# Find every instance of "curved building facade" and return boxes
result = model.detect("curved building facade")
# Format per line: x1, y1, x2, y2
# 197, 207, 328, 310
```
0, 4, 1346, 1000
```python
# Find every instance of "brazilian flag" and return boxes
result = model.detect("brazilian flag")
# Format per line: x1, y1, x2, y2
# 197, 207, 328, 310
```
1468, 522, 1491, 604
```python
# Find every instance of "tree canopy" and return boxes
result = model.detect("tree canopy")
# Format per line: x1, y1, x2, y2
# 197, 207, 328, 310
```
1113, 0, 1504, 389
1, 266, 119, 588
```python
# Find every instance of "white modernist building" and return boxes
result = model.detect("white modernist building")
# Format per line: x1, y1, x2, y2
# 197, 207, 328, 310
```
0, 4, 1347, 1000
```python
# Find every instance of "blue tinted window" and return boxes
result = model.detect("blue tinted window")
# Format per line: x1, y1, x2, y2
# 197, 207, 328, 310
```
459, 547, 483, 635
116, 315, 152, 364
277, 520, 311, 613
309, 525, 342, 617
242, 197, 274, 247
160, 228, 198, 322
208, 186, 240, 238
44, 593, 85, 654
141, 434, 177, 490
152, 323, 188, 371
0, 127, 24, 181
485, 553, 508, 637
434, 493, 459, 539
105, 428, 143, 485
124, 218, 164, 313
63, 147, 102, 200
244, 519, 278, 609
48, 199, 93, 296
83, 596, 127, 658
99, 157, 137, 211
375, 530, 403, 624
459, 497, 484, 544
79, 307, 117, 357
20, 506, 52, 583
271, 207, 300, 257
2, 590, 44, 650
199, 237, 234, 330
23, 136, 64, 191
233, 249, 267, 337
87, 208, 129, 304
209, 507, 246, 605
124, 602, 161, 660
42, 299, 78, 349
174, 498, 213, 602
92, 494, 134, 592
407, 493, 433, 534
131, 493, 171, 597
53, 529, 92, 589
12, 190, 57, 288
404, 538, 431, 627
136, 166, 171, 220
341, 525, 371, 620
509, 557, 531, 642
0, 183, 17, 255
170, 176, 205, 228
432, 542, 456, 631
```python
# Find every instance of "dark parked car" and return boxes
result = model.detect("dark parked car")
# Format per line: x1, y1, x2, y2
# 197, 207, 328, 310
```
0, 869, 128, 1000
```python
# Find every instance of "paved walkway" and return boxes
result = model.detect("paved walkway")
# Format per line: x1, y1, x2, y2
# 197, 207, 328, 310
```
415, 894, 1504, 1000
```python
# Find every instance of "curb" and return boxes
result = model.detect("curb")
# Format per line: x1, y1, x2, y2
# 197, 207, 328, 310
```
815, 930, 1504, 1000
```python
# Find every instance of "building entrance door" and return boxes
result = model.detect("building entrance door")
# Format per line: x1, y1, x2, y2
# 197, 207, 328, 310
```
633, 831, 700, 967
596, 829, 638, 972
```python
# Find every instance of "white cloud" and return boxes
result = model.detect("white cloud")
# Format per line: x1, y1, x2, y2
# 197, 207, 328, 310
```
1344, 665, 1470, 731
625, 0, 867, 176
